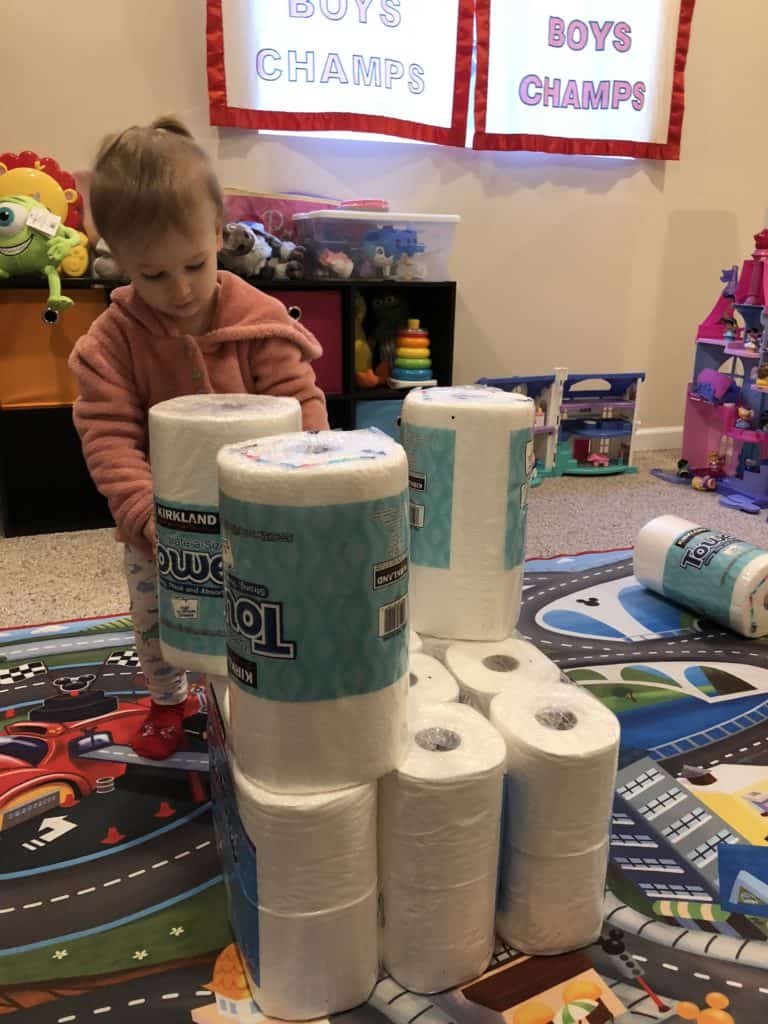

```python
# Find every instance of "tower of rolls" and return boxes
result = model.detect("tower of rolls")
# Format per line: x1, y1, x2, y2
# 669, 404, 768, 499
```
149, 385, 620, 1019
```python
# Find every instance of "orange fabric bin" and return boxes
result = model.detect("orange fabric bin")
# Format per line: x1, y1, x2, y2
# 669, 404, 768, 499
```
0, 288, 106, 409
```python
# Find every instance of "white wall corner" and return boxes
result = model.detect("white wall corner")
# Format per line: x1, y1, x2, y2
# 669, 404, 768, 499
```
632, 426, 683, 452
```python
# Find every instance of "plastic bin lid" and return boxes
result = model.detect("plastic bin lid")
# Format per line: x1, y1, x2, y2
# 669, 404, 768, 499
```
294, 210, 460, 223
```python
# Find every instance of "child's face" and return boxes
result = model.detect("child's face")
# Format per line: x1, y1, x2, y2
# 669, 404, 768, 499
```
114, 203, 223, 330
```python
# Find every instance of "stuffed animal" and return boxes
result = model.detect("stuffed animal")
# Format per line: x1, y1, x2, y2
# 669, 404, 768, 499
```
262, 238, 306, 281
219, 222, 272, 278
0, 194, 80, 314
91, 237, 123, 280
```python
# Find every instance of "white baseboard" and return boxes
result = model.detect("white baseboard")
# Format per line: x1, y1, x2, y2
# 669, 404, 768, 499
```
633, 426, 683, 452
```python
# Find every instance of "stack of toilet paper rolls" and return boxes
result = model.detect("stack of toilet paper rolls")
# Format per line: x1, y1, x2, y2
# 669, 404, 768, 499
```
217, 428, 410, 1018
490, 682, 620, 954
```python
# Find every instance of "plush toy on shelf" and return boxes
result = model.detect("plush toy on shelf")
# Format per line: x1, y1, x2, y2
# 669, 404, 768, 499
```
218, 222, 273, 278
0, 194, 81, 322
354, 293, 379, 389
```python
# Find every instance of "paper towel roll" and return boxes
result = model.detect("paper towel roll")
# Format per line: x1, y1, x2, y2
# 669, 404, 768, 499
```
150, 394, 302, 675
635, 514, 768, 637
233, 761, 376, 914
410, 629, 423, 654
380, 703, 505, 994
408, 653, 459, 710
219, 428, 409, 792
232, 762, 378, 1018
490, 682, 619, 857
496, 841, 609, 956
446, 637, 561, 716
249, 891, 378, 1020
401, 386, 535, 641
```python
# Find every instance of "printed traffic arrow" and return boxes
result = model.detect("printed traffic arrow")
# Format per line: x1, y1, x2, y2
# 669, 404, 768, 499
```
38, 816, 78, 842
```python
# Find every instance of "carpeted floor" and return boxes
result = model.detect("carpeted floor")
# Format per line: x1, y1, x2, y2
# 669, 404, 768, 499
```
1, 450, 767, 630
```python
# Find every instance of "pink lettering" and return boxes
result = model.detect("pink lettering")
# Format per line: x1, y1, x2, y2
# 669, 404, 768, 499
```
384, 59, 405, 89
289, 0, 314, 16
519, 75, 542, 106
542, 77, 561, 106
320, 52, 348, 84
561, 80, 581, 109
612, 81, 633, 108
256, 48, 281, 81
320, 0, 347, 20
354, 0, 374, 20
582, 80, 610, 110
632, 82, 646, 111
589, 20, 613, 51
613, 22, 632, 53
567, 19, 589, 51
548, 16, 566, 48
287, 50, 316, 83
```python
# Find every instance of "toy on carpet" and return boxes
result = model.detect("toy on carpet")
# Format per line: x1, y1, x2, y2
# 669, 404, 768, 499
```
0, 194, 81, 321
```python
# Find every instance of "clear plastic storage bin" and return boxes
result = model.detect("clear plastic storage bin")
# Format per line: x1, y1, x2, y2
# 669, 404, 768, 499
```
293, 211, 459, 282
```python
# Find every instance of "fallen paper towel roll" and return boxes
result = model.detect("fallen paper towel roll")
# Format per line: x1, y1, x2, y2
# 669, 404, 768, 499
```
150, 394, 301, 675
219, 428, 409, 791
635, 514, 768, 637
401, 385, 535, 641
491, 681, 619, 857
408, 653, 459, 711
446, 637, 561, 716
380, 702, 505, 994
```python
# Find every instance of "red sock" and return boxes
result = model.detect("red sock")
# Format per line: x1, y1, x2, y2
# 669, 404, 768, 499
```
132, 700, 187, 761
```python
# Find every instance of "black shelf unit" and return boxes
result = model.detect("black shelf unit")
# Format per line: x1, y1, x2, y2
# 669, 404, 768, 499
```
0, 277, 455, 536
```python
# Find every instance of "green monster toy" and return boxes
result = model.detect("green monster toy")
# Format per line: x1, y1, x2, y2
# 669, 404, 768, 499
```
0, 194, 81, 322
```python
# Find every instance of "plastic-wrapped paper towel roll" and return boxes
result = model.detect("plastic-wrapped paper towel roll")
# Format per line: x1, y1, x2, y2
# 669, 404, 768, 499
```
635, 514, 768, 637
401, 386, 535, 641
490, 682, 619, 856
150, 394, 301, 675
379, 703, 505, 994
219, 428, 409, 792
233, 763, 377, 1018
410, 629, 423, 654
497, 842, 609, 956
446, 637, 561, 716
408, 653, 459, 710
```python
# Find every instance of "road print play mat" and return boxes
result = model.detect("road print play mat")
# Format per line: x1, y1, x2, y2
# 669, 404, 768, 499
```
1, 549, 767, 1022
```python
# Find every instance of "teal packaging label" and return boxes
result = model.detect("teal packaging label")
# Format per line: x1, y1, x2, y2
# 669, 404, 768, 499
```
662, 527, 765, 633
400, 422, 456, 569
155, 499, 225, 657
505, 430, 534, 570
220, 490, 409, 701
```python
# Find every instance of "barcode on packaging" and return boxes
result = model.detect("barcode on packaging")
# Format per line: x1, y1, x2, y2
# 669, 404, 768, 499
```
378, 595, 408, 638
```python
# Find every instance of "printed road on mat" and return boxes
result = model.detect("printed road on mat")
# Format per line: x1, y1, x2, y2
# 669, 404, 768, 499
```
1, 554, 767, 1022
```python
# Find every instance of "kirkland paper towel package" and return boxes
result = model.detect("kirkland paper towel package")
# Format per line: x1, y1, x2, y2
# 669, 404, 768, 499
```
446, 637, 561, 716
218, 428, 409, 792
401, 385, 535, 641
150, 394, 301, 675
231, 762, 378, 1018
635, 514, 768, 637
407, 653, 459, 711
379, 702, 505, 994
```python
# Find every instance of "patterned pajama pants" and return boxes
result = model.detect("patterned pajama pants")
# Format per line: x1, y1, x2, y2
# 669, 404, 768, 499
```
124, 545, 188, 706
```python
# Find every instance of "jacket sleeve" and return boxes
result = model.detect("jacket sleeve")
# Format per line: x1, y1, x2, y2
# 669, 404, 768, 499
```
68, 324, 155, 553
250, 332, 330, 431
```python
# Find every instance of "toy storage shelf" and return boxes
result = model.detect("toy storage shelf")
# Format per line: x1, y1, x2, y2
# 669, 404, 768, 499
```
0, 277, 455, 536
561, 421, 633, 440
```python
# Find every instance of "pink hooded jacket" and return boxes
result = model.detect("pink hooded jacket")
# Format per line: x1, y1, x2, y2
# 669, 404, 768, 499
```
69, 271, 329, 553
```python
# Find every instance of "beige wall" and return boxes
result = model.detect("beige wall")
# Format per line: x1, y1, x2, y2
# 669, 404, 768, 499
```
6, 0, 768, 428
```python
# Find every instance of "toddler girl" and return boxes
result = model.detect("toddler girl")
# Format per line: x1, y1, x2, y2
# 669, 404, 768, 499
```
69, 117, 328, 760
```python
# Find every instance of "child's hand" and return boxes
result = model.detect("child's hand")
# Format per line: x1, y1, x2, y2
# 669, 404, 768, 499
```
143, 517, 157, 551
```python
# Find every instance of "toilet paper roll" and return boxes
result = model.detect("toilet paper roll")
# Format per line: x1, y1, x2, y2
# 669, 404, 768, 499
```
219, 428, 409, 792
150, 394, 301, 675
380, 703, 505, 994
490, 682, 619, 857
249, 890, 378, 1020
446, 637, 561, 716
496, 842, 609, 956
232, 761, 376, 914
635, 514, 768, 637
408, 653, 459, 710
410, 629, 423, 654
401, 386, 535, 641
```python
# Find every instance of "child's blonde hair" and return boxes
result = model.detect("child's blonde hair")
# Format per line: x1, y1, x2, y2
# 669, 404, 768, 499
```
90, 116, 224, 248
